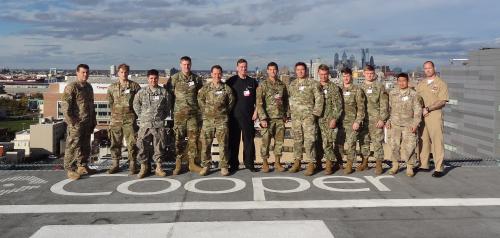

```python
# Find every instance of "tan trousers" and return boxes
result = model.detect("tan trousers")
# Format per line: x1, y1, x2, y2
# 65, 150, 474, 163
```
419, 111, 444, 172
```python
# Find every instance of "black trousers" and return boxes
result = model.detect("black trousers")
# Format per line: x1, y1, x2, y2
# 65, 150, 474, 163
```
228, 115, 255, 170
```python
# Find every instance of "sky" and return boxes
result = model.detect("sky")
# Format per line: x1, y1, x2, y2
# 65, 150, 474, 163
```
0, 0, 499, 71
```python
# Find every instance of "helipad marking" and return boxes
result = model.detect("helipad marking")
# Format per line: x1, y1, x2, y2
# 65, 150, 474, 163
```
0, 176, 48, 196
30, 220, 335, 238
2, 198, 500, 214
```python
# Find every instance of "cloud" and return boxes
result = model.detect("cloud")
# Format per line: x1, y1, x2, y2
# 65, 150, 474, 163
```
213, 31, 227, 38
267, 34, 304, 43
336, 30, 360, 39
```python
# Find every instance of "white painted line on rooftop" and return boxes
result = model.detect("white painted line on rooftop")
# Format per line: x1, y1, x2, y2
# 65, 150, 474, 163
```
30, 220, 335, 238
2, 198, 500, 214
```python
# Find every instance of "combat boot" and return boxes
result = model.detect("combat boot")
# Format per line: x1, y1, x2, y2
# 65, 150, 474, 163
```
155, 162, 167, 177
199, 166, 209, 176
137, 162, 150, 179
304, 162, 316, 176
388, 160, 399, 175
356, 156, 369, 171
77, 165, 96, 175
221, 168, 230, 176
288, 159, 301, 173
324, 160, 333, 175
343, 160, 353, 174
172, 158, 182, 175
128, 160, 138, 175
406, 164, 415, 177
66, 170, 80, 180
188, 158, 202, 173
274, 156, 286, 172
375, 160, 383, 175
107, 160, 120, 174
261, 159, 270, 173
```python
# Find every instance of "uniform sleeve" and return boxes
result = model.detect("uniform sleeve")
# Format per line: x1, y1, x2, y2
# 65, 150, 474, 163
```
282, 84, 289, 118
330, 85, 343, 121
354, 87, 366, 125
196, 75, 204, 91
312, 82, 324, 117
387, 92, 394, 124
438, 81, 449, 101
256, 82, 267, 120
107, 85, 114, 110
285, 83, 291, 118
379, 84, 390, 122
197, 86, 206, 109
133, 90, 142, 117
412, 94, 423, 128
61, 84, 75, 123
228, 86, 235, 111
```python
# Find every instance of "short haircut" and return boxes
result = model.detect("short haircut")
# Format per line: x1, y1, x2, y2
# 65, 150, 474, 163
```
295, 62, 307, 70
363, 65, 375, 71
211, 65, 223, 72
76, 64, 89, 72
318, 64, 329, 72
147, 69, 159, 77
341, 67, 352, 75
117, 63, 129, 72
397, 73, 409, 81
267, 62, 278, 69
423, 60, 435, 68
237, 58, 248, 65
180, 56, 191, 63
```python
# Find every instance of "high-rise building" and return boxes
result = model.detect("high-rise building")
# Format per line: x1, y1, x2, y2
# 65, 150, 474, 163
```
110, 65, 116, 76
334, 53, 339, 69
441, 48, 500, 158
369, 56, 375, 66
341, 51, 348, 65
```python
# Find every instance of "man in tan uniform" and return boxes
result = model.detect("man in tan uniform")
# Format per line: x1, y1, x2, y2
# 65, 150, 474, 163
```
416, 61, 449, 177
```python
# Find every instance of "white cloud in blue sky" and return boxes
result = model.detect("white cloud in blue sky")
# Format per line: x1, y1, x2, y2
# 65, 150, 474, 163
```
0, 0, 499, 71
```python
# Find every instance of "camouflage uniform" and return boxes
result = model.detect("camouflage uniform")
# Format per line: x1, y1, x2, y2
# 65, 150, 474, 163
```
288, 78, 324, 163
166, 72, 203, 162
388, 87, 422, 166
358, 82, 389, 161
62, 81, 96, 170
317, 82, 343, 162
133, 86, 172, 163
198, 82, 235, 168
256, 78, 288, 160
338, 84, 366, 162
107, 80, 141, 163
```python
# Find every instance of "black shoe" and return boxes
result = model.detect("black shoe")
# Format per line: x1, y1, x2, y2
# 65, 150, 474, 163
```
418, 167, 431, 172
432, 171, 443, 177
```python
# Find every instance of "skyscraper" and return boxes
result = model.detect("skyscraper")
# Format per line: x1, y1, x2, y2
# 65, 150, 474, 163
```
334, 52, 339, 69
369, 56, 375, 66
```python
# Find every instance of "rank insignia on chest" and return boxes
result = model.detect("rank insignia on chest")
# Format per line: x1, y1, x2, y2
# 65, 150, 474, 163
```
153, 96, 160, 100
401, 96, 409, 101
215, 91, 223, 95
344, 92, 351, 96
124, 89, 130, 94
367, 89, 372, 94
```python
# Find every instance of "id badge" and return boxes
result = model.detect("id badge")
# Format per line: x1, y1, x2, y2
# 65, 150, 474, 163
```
402, 96, 409, 101
153, 96, 160, 100
243, 90, 251, 96
124, 89, 130, 94
215, 90, 223, 95
367, 89, 373, 94
188, 81, 195, 87
344, 92, 351, 96
299, 86, 305, 91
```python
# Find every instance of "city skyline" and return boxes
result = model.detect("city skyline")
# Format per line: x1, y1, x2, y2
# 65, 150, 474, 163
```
0, 0, 499, 71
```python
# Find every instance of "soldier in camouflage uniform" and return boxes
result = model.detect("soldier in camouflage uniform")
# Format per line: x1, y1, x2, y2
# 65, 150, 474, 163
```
165, 56, 203, 175
386, 73, 422, 177
316, 64, 343, 175
198, 65, 235, 176
107, 64, 142, 175
338, 68, 366, 174
62, 64, 97, 180
133, 69, 172, 178
256, 62, 288, 173
287, 62, 324, 176
357, 65, 389, 175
